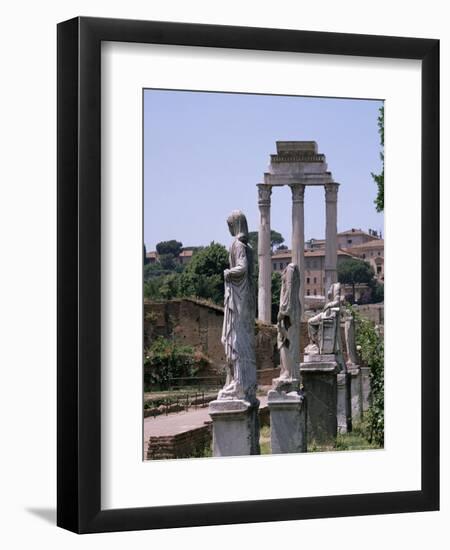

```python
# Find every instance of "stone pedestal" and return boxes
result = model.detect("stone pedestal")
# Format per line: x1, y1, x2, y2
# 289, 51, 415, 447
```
209, 399, 260, 457
348, 365, 363, 423
360, 366, 372, 413
268, 379, 306, 454
337, 372, 351, 434
300, 355, 339, 446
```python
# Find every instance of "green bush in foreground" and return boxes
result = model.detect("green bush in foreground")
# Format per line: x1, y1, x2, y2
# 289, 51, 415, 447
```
353, 308, 384, 446
144, 337, 207, 389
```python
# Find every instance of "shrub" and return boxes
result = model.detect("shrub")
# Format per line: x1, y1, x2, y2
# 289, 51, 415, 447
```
144, 337, 206, 389
353, 308, 384, 446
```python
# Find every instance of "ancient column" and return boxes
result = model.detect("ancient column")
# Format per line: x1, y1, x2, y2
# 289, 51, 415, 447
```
324, 183, 339, 292
257, 184, 272, 324
290, 183, 305, 316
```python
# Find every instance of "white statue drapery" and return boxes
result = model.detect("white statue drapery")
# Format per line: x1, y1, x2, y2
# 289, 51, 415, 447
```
219, 210, 257, 402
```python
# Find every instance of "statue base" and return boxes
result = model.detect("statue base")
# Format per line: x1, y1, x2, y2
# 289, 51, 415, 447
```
347, 364, 363, 423
300, 355, 339, 447
337, 371, 352, 434
268, 387, 306, 454
208, 399, 260, 457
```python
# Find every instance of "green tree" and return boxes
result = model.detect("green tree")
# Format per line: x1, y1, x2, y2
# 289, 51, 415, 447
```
371, 105, 384, 212
144, 244, 149, 265
159, 273, 180, 300
156, 240, 183, 257
159, 253, 176, 270
248, 229, 285, 252
372, 281, 384, 303
179, 242, 229, 304
271, 271, 282, 323
338, 258, 375, 300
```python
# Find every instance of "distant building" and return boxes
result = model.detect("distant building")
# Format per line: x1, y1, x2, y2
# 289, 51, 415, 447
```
272, 248, 361, 297
306, 228, 381, 251
178, 249, 195, 265
145, 246, 197, 266
344, 239, 384, 281
146, 251, 158, 264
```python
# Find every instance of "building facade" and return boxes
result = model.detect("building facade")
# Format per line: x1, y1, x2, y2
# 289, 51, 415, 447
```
272, 248, 361, 297
344, 239, 385, 281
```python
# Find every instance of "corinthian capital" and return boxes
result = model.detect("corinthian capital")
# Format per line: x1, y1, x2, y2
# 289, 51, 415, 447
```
289, 183, 305, 204
257, 184, 272, 207
324, 183, 339, 202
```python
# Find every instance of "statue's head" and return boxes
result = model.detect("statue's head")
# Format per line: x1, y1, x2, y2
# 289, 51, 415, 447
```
227, 210, 249, 243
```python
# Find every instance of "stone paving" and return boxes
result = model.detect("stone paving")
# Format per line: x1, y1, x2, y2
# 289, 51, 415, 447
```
144, 395, 268, 450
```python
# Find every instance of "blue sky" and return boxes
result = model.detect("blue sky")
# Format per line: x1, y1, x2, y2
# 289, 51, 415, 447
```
144, 90, 384, 251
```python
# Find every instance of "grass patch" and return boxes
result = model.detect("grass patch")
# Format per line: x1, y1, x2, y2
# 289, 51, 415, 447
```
260, 421, 382, 454
259, 425, 271, 455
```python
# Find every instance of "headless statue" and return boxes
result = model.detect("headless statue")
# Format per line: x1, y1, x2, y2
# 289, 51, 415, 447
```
273, 263, 301, 391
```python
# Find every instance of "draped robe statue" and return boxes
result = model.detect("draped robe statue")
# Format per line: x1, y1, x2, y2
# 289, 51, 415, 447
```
218, 210, 257, 403
274, 263, 301, 388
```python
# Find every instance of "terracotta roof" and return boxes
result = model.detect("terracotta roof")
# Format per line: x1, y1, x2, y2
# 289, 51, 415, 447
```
346, 239, 384, 250
179, 250, 194, 257
338, 228, 380, 238
146, 251, 157, 258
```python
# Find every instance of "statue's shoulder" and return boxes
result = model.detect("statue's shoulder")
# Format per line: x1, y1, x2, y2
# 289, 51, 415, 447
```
232, 238, 246, 252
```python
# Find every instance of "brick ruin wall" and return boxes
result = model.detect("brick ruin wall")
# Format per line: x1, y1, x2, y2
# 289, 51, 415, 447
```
144, 298, 351, 383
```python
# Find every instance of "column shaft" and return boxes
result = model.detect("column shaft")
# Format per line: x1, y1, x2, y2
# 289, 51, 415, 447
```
257, 184, 272, 323
290, 184, 305, 317
325, 183, 339, 292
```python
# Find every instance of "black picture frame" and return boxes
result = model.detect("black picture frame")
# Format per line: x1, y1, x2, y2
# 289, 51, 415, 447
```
57, 16, 439, 534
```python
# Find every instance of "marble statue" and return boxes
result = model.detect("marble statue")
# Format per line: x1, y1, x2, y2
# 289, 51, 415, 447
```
218, 210, 257, 403
273, 263, 301, 389
305, 282, 343, 356
343, 308, 359, 366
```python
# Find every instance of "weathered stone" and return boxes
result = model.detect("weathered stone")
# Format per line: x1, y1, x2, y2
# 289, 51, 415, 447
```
219, 210, 257, 403
257, 141, 339, 324
268, 389, 306, 454
348, 365, 363, 422
337, 372, 351, 434
343, 309, 359, 366
276, 263, 301, 382
360, 366, 372, 412
289, 186, 305, 315
306, 282, 344, 358
209, 399, 260, 456
300, 357, 339, 446
257, 185, 272, 324
209, 211, 260, 457
324, 183, 339, 290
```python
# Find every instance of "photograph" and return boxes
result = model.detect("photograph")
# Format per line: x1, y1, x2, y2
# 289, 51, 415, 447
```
143, 89, 385, 460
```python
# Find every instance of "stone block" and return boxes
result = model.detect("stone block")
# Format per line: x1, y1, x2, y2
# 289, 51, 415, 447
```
337, 372, 351, 434
348, 365, 363, 423
300, 358, 339, 446
268, 389, 307, 454
209, 399, 260, 457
